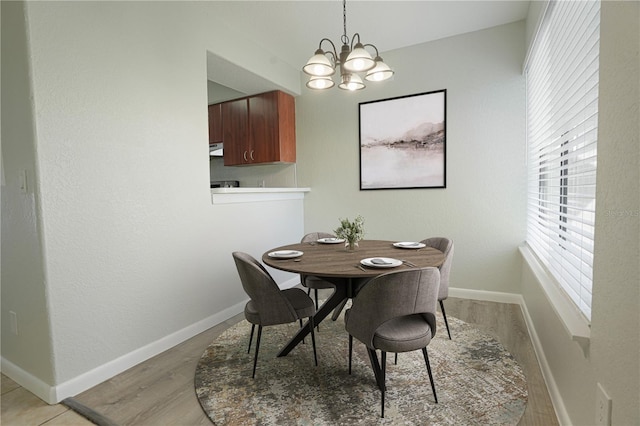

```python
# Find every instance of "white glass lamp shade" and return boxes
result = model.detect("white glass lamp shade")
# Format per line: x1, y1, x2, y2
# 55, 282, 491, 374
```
303, 49, 335, 77
306, 76, 335, 90
343, 43, 375, 73
338, 73, 365, 91
365, 58, 394, 82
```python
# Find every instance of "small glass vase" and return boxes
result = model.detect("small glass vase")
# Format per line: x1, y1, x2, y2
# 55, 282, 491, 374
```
346, 240, 359, 251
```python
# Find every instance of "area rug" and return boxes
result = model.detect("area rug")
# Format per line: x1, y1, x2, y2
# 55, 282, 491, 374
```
195, 310, 527, 425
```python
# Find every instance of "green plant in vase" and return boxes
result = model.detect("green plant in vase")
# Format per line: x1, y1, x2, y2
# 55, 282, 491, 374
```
334, 215, 365, 251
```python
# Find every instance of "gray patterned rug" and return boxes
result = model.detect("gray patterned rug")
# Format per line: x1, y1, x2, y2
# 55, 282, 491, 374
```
195, 310, 527, 425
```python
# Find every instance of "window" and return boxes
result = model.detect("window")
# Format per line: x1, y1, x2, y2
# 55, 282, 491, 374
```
526, 0, 600, 320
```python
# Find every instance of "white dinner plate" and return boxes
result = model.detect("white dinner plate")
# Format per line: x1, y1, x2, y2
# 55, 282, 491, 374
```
360, 257, 403, 268
317, 237, 346, 244
393, 242, 426, 249
268, 250, 303, 259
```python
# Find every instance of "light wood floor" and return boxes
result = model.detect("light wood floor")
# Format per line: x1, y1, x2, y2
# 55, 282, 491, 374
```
1, 296, 558, 425
1, 374, 94, 425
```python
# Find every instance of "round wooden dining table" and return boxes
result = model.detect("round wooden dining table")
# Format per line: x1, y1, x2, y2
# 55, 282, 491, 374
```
262, 239, 445, 357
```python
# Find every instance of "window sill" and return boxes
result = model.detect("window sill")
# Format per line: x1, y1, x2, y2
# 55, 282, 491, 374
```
519, 244, 591, 354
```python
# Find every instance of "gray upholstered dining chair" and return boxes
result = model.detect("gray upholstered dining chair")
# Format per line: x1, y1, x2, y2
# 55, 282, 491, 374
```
420, 237, 454, 339
345, 267, 440, 418
232, 251, 318, 378
300, 232, 337, 310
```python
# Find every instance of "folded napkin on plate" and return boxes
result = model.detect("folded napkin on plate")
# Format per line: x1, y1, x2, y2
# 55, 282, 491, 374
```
371, 258, 392, 265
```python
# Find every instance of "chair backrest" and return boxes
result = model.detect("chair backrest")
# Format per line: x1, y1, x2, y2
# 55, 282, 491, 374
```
300, 232, 336, 286
301, 232, 335, 243
232, 252, 299, 325
345, 267, 440, 349
420, 237, 453, 300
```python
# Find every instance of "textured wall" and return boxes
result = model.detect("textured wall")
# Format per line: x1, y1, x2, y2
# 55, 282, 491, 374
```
591, 1, 640, 424
296, 22, 527, 295
6, 1, 303, 398
521, 1, 640, 424
1, 1, 55, 385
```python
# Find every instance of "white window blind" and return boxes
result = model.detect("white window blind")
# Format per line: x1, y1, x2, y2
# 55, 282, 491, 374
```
526, 0, 600, 320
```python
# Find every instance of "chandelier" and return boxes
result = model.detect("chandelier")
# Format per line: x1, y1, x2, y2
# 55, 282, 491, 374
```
302, 0, 394, 91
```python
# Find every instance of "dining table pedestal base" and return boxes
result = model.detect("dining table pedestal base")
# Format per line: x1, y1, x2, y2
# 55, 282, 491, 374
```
277, 276, 356, 358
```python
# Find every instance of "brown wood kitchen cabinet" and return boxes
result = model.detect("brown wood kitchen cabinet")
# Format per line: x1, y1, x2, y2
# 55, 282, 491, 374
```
207, 103, 223, 144
219, 90, 296, 166
221, 97, 249, 164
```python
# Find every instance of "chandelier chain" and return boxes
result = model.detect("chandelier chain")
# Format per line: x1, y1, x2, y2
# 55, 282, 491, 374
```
302, 0, 394, 90
341, 0, 348, 45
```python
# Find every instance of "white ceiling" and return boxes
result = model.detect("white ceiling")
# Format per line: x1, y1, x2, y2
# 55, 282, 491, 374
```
206, 1, 531, 99
211, 1, 530, 68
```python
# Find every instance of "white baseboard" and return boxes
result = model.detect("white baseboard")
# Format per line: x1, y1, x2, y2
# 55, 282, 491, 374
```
0, 358, 57, 404
518, 299, 570, 425
2, 278, 302, 405
3, 281, 566, 424
449, 287, 523, 304
449, 286, 568, 426
2, 299, 247, 404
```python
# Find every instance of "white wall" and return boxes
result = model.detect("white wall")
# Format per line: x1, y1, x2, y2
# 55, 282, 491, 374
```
591, 3, 640, 423
1, 1, 55, 387
520, 1, 639, 424
297, 22, 527, 295
5, 1, 636, 419
1, 1, 304, 402
2, 4, 527, 399
524, 0, 548, 60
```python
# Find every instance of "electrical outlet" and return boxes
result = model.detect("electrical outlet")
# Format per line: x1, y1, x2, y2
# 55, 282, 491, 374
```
9, 311, 18, 335
596, 382, 612, 426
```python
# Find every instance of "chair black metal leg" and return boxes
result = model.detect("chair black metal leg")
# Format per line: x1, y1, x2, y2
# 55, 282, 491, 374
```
422, 347, 437, 403
440, 300, 451, 339
313, 290, 320, 331
365, 348, 385, 392
252, 325, 263, 379
247, 324, 256, 353
381, 351, 387, 418
348, 335, 353, 374
248, 324, 255, 354
394, 353, 398, 364
309, 316, 318, 366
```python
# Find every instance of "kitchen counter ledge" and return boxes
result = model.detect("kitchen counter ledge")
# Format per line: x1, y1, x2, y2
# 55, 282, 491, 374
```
211, 187, 310, 204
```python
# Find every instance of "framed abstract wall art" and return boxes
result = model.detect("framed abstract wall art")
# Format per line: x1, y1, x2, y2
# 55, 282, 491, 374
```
359, 89, 446, 190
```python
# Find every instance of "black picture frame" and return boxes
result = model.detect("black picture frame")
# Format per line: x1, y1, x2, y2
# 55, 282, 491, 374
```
359, 89, 447, 190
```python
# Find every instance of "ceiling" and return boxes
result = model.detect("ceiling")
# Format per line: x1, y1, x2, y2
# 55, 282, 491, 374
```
206, 1, 530, 99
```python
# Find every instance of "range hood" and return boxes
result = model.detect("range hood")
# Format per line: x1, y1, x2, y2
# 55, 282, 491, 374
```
209, 142, 223, 157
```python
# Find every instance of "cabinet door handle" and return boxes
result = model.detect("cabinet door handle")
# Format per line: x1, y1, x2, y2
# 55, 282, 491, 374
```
243, 151, 248, 161
250, 150, 255, 161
